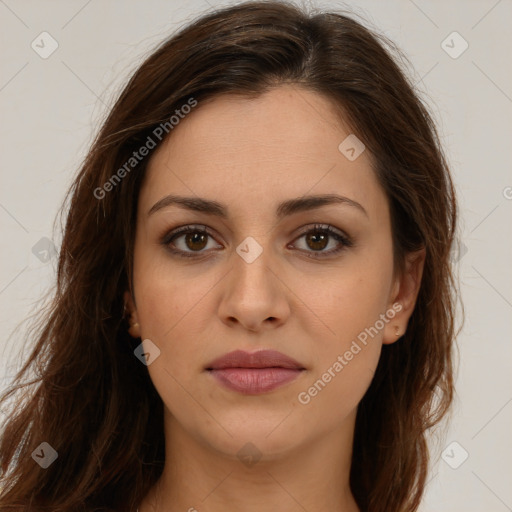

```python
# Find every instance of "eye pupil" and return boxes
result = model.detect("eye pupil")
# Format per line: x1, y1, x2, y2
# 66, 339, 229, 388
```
306, 232, 328, 251
186, 232, 208, 251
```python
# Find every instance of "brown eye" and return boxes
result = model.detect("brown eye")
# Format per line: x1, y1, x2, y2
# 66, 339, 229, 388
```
184, 232, 208, 251
291, 224, 352, 258
163, 225, 222, 258
305, 231, 329, 251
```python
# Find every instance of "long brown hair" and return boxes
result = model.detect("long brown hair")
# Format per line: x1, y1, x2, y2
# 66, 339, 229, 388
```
0, 2, 458, 510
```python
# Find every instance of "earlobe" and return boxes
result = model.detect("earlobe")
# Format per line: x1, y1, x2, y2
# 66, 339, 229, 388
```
383, 248, 426, 345
123, 290, 141, 338
381, 301, 405, 345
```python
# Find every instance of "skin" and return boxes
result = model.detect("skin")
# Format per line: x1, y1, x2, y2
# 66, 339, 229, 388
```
125, 84, 425, 512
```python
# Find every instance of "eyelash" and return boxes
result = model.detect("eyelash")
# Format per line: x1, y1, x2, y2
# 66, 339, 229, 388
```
161, 223, 353, 260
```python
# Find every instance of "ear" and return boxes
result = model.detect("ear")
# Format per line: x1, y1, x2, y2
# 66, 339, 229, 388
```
383, 248, 426, 345
124, 290, 141, 339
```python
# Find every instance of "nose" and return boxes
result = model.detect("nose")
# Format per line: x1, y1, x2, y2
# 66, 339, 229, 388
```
217, 244, 291, 333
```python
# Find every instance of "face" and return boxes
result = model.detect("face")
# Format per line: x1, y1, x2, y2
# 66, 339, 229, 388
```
125, 85, 423, 461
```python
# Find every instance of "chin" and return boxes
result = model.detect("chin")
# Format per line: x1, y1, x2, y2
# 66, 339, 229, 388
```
198, 414, 306, 461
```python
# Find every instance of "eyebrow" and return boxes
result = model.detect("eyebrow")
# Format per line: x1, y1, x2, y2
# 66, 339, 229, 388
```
147, 193, 368, 219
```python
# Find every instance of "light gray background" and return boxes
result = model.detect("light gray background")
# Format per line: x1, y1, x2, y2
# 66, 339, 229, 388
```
1, 0, 511, 510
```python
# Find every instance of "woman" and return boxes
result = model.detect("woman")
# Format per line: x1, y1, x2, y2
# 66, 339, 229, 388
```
0, 1, 458, 511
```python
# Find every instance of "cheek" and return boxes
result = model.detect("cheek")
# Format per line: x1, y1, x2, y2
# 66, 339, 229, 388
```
133, 267, 214, 425
293, 345, 380, 443
132, 236, 216, 340
131, 244, 206, 366
292, 257, 392, 417
294, 276, 387, 427
298, 256, 392, 349
135, 270, 212, 360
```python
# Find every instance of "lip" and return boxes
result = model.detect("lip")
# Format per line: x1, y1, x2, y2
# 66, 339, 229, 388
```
205, 349, 306, 395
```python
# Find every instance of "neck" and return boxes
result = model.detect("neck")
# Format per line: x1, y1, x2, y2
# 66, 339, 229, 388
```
140, 408, 360, 512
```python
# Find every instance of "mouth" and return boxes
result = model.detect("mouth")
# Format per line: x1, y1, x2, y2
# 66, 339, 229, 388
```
205, 349, 306, 395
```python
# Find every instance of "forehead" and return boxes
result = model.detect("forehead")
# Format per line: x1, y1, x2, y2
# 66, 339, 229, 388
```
140, 85, 388, 221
